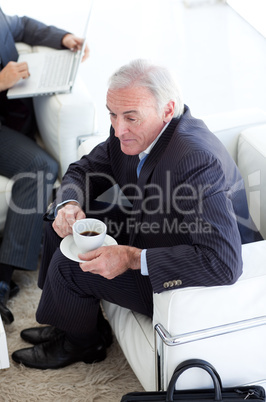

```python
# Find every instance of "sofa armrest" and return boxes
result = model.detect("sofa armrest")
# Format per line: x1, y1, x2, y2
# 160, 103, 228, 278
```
153, 240, 266, 390
33, 77, 98, 178
77, 134, 109, 159
0, 316, 9, 369
0, 177, 14, 232
15, 42, 33, 54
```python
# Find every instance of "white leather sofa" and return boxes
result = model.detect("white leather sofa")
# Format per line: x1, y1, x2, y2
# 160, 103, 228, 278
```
78, 108, 266, 392
0, 315, 9, 369
0, 42, 98, 233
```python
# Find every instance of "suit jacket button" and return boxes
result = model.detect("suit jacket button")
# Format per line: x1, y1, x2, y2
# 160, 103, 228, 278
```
169, 281, 174, 287
163, 282, 170, 288
174, 279, 182, 286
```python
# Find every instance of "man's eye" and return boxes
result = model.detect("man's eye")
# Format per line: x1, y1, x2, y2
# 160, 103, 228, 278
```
127, 117, 136, 122
109, 113, 116, 119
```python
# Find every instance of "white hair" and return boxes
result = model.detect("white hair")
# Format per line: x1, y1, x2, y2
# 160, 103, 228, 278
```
108, 59, 184, 118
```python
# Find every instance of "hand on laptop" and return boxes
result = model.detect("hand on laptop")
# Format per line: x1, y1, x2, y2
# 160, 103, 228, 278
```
62, 33, 89, 62
0, 61, 30, 92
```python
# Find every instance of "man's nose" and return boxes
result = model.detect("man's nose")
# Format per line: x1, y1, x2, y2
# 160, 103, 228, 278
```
114, 118, 128, 137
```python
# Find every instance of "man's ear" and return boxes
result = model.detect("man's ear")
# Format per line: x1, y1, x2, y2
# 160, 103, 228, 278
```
163, 101, 175, 122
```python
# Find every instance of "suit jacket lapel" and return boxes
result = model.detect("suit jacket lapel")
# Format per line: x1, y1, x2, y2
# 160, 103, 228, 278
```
129, 118, 178, 245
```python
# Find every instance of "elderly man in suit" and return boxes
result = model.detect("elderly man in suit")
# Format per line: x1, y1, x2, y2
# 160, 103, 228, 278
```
12, 59, 262, 369
0, 7, 89, 324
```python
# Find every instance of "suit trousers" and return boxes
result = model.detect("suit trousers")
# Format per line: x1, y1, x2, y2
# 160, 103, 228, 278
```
0, 125, 58, 270
36, 209, 153, 339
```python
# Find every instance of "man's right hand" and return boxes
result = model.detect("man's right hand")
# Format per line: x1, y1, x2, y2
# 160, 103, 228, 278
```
0, 61, 30, 91
52, 202, 86, 238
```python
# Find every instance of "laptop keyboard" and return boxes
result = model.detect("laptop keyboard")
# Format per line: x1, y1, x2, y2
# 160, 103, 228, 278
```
38, 52, 74, 88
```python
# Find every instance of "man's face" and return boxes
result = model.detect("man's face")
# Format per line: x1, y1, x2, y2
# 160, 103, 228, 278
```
106, 86, 166, 155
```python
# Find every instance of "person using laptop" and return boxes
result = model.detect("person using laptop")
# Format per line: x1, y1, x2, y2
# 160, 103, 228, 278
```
0, 7, 89, 325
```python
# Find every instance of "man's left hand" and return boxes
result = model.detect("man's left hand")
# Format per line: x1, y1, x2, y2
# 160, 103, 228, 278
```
79, 245, 142, 280
62, 33, 89, 62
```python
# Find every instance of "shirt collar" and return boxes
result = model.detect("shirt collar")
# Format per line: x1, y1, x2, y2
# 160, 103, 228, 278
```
139, 122, 170, 160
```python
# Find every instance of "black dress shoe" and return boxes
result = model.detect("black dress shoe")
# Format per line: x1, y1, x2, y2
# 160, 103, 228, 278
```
21, 326, 65, 345
0, 281, 14, 324
9, 280, 20, 298
20, 311, 113, 347
12, 334, 106, 369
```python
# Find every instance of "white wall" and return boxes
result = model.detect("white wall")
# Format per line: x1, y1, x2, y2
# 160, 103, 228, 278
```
2, 0, 266, 135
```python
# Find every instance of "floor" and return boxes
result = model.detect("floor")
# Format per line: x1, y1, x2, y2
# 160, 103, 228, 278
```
2, 0, 266, 134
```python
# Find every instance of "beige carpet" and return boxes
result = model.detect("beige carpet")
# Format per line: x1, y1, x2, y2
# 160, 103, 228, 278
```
2, 269, 144, 402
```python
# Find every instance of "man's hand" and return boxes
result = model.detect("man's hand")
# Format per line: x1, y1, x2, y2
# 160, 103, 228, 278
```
62, 33, 89, 62
79, 245, 142, 279
0, 61, 30, 92
52, 202, 85, 238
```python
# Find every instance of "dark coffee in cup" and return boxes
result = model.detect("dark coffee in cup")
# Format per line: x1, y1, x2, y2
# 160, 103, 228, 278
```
80, 230, 99, 237
73, 218, 107, 252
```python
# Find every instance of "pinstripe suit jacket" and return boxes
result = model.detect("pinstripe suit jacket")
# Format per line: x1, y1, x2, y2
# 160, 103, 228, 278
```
54, 106, 262, 301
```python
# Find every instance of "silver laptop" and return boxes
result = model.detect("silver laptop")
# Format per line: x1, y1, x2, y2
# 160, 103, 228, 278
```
7, 5, 92, 99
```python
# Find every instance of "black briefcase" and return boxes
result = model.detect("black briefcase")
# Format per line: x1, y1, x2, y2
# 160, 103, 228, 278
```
121, 359, 265, 401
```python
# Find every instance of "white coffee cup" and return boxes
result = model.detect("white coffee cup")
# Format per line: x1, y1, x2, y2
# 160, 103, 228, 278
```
72, 218, 107, 253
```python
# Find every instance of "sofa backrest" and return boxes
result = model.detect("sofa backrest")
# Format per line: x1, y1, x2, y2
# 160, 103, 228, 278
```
203, 107, 266, 162
237, 124, 266, 239
203, 109, 266, 240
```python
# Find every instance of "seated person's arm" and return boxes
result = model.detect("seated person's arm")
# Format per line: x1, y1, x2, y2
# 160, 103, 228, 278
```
6, 13, 68, 49
5, 13, 89, 59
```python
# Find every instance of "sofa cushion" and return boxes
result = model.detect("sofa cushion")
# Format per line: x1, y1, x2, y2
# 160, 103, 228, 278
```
237, 124, 266, 239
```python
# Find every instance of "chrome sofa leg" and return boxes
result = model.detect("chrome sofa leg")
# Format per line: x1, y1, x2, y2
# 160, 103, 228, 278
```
154, 316, 266, 391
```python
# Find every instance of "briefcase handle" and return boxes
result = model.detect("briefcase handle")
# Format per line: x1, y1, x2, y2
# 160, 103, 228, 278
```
166, 359, 223, 402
